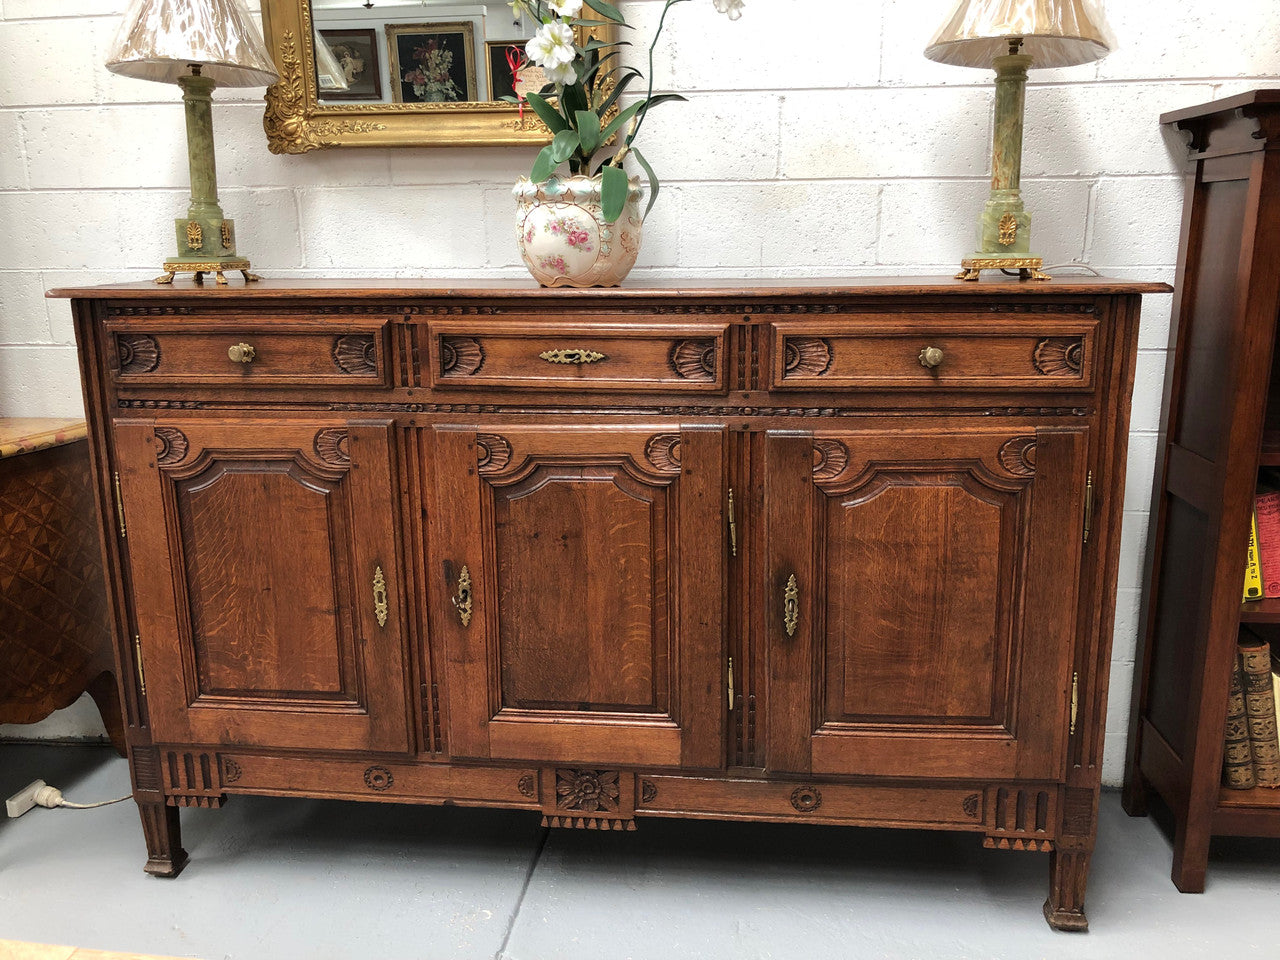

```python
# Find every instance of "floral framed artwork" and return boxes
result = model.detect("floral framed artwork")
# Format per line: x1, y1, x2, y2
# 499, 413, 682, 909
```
317, 28, 382, 101
387, 21, 478, 105
485, 39, 549, 103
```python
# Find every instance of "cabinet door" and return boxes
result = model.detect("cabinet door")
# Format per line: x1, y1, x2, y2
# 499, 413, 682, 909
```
429, 424, 726, 769
115, 419, 410, 753
764, 425, 1088, 780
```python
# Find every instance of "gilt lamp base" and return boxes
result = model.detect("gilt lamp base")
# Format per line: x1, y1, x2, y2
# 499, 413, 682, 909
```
955, 256, 1050, 282
155, 257, 260, 286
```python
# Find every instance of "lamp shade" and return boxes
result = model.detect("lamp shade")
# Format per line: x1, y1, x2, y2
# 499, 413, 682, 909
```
924, 0, 1113, 69
105, 0, 279, 87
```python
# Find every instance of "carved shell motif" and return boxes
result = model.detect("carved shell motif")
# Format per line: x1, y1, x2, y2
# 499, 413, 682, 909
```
153, 427, 188, 465
117, 334, 160, 374
812, 438, 849, 481
440, 336, 485, 376
332, 334, 377, 375
997, 437, 1037, 477
476, 433, 512, 473
314, 428, 351, 465
783, 337, 832, 378
669, 339, 717, 381
644, 434, 682, 474
1033, 337, 1085, 377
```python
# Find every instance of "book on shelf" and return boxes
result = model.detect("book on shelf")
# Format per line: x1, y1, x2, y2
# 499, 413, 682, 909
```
1245, 510, 1264, 601
1239, 636, 1280, 787
1224, 651, 1257, 789
1255, 490, 1280, 598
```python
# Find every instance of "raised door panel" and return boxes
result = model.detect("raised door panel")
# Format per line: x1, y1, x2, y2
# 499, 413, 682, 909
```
764, 426, 1088, 780
115, 419, 410, 753
428, 424, 725, 769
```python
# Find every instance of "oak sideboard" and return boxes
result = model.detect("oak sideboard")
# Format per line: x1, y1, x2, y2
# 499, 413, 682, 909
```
52, 276, 1167, 930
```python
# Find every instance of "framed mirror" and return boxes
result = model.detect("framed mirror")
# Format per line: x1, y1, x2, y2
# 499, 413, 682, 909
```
261, 0, 614, 152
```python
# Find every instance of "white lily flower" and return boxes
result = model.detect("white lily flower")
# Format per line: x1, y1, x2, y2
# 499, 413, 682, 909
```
713, 0, 744, 19
549, 0, 583, 16
543, 61, 577, 85
526, 20, 577, 68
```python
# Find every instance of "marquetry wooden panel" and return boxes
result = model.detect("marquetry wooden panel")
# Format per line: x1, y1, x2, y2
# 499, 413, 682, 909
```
764, 425, 1089, 780
106, 319, 389, 387
427, 423, 726, 769
769, 316, 1097, 391
113, 418, 411, 753
427, 318, 731, 393
0, 439, 122, 750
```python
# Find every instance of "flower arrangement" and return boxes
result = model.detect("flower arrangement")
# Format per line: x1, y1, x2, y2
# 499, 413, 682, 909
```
404, 39, 461, 102
506, 0, 743, 223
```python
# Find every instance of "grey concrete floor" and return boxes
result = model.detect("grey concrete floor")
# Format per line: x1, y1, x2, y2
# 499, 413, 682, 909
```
1, 744, 1278, 959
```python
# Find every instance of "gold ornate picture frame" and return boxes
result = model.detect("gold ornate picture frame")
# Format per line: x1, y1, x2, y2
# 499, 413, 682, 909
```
260, 0, 613, 153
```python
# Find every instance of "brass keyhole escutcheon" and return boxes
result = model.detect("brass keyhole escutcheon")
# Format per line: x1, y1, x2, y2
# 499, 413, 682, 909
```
918, 346, 944, 369
783, 574, 799, 637
228, 342, 256, 363
452, 565, 473, 627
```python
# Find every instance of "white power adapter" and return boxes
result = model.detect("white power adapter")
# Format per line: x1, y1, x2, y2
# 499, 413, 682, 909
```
6, 779, 130, 818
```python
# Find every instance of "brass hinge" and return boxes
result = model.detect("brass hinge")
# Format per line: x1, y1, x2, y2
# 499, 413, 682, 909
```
727, 487, 737, 557
113, 471, 127, 538
727, 656, 735, 711
1082, 470, 1094, 544
1070, 672, 1079, 735
134, 634, 146, 695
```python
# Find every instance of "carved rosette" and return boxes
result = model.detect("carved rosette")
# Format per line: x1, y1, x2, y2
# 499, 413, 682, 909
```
783, 337, 832, 378
1033, 337, 1085, 377
790, 785, 822, 812
314, 428, 351, 466
812, 438, 849, 481
440, 336, 485, 376
332, 334, 377, 374
640, 780, 658, 804
669, 339, 717, 381
117, 334, 160, 374
644, 434, 682, 474
556, 769, 621, 813
220, 757, 243, 785
363, 766, 394, 791
997, 437, 1037, 477
518, 774, 537, 799
153, 427, 188, 465
962, 793, 981, 819
476, 434, 512, 473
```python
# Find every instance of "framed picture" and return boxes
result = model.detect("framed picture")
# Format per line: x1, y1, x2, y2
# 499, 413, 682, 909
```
387, 21, 478, 104
316, 28, 382, 101
485, 39, 550, 102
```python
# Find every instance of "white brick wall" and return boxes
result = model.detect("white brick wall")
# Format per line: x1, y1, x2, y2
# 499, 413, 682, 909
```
1, 0, 1277, 785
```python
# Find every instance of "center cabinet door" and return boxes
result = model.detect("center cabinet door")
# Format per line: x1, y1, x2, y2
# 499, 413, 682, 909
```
114, 419, 411, 754
763, 425, 1089, 781
428, 424, 726, 769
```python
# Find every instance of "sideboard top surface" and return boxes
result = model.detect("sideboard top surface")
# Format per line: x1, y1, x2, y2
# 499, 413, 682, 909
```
48, 276, 1170, 302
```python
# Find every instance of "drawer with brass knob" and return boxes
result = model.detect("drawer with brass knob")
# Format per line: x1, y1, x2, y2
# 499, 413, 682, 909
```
770, 315, 1097, 392
106, 320, 389, 388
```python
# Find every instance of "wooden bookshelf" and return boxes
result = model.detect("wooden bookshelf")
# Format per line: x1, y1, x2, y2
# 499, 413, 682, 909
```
1123, 89, 1280, 892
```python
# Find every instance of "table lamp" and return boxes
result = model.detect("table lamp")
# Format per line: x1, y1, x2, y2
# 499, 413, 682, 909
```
924, 0, 1113, 281
105, 0, 279, 285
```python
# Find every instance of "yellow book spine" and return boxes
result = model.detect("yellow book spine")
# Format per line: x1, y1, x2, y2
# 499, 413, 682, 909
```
1245, 510, 1264, 601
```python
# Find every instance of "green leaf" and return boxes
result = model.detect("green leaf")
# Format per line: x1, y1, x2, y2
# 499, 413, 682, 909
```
599, 99, 644, 144
583, 0, 626, 24
560, 73, 589, 117
601, 162, 630, 223
632, 146, 660, 220
582, 38, 631, 51
581, 49, 623, 87
595, 69, 640, 116
524, 92, 567, 133
575, 110, 601, 156
549, 128, 581, 164
530, 144, 559, 183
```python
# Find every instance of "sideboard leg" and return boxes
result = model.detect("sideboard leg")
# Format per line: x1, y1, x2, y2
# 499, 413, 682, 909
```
1043, 847, 1090, 932
1120, 766, 1149, 817
138, 800, 188, 878
1170, 818, 1209, 893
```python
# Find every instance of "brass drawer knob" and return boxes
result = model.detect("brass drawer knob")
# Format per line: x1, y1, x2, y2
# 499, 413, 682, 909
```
918, 346, 944, 369
228, 342, 256, 363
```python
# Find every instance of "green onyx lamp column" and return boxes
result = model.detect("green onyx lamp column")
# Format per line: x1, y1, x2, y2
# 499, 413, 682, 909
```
104, 0, 280, 285
160, 68, 256, 285
923, 0, 1114, 282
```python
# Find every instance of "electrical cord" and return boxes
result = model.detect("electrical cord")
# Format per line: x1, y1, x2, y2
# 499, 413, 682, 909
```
32, 784, 131, 810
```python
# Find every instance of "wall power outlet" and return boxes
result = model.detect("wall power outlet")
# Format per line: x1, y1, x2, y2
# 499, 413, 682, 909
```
6, 779, 48, 818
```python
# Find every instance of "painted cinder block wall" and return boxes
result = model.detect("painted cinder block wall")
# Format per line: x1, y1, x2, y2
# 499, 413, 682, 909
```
1, 0, 1278, 784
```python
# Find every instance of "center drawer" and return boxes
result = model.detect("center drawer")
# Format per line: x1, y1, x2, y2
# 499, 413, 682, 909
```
427, 318, 731, 393
770, 315, 1098, 392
